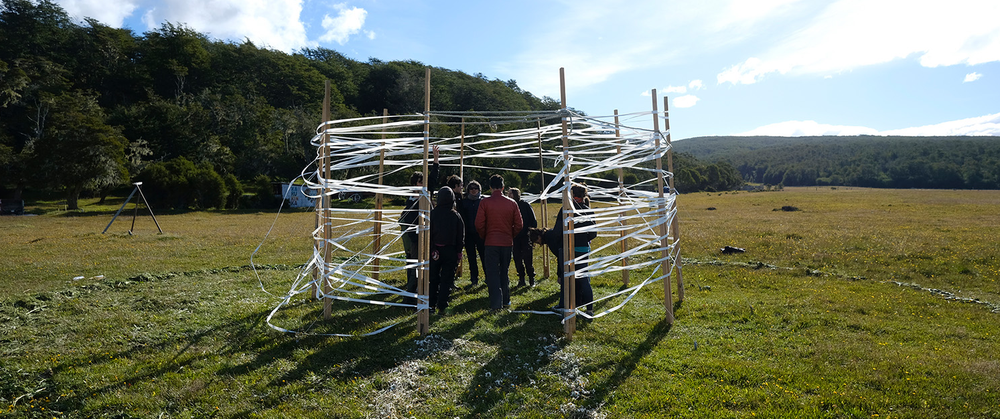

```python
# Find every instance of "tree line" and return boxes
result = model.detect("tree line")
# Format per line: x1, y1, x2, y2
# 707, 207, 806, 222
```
1, 0, 738, 211
676, 135, 1000, 189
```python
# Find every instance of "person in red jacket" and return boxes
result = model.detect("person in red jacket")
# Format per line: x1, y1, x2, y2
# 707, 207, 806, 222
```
475, 174, 523, 311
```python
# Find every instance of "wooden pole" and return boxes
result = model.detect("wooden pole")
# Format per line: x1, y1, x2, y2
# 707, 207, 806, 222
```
456, 118, 465, 277
537, 119, 549, 278
651, 90, 674, 325
373, 109, 388, 282
615, 110, 628, 287
322, 80, 334, 319
460, 117, 466, 181
664, 97, 684, 302
559, 68, 576, 338
417, 68, 431, 336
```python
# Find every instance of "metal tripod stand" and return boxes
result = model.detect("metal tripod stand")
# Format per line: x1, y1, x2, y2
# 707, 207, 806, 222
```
102, 182, 163, 234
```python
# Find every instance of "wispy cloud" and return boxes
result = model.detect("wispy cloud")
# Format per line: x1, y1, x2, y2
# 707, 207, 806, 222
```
319, 4, 368, 45
881, 112, 1000, 136
741, 113, 1000, 136
739, 120, 878, 136
135, 0, 312, 52
964, 72, 983, 82
57, 0, 140, 27
718, 0, 1000, 85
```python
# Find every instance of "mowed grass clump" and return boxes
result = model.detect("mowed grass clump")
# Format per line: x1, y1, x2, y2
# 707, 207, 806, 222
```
2, 188, 999, 417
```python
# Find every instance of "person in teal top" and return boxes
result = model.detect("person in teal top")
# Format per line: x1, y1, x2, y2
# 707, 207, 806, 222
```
537, 183, 596, 314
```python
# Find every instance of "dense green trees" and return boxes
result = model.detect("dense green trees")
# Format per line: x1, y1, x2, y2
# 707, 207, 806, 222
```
678, 136, 1000, 190
34, 90, 128, 209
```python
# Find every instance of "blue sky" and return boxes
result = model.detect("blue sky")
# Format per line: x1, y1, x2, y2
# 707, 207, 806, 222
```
53, 0, 1000, 140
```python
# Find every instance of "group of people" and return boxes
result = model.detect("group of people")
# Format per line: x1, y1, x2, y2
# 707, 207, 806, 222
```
399, 146, 594, 316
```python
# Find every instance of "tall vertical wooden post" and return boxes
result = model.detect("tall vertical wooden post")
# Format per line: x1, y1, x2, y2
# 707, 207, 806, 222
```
537, 120, 549, 278
372, 109, 388, 282
664, 97, 684, 302
456, 118, 465, 277
417, 68, 432, 336
651, 89, 674, 325
559, 68, 577, 338
322, 81, 334, 319
460, 118, 466, 181
615, 110, 629, 287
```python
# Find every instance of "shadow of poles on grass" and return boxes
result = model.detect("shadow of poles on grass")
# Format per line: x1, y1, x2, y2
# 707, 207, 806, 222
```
39, 304, 273, 414
586, 317, 673, 407
459, 289, 568, 417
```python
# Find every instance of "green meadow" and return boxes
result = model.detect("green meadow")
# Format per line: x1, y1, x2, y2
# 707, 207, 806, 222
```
1, 187, 998, 418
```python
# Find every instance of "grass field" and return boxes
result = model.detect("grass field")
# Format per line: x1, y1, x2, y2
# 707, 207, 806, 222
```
1, 187, 998, 418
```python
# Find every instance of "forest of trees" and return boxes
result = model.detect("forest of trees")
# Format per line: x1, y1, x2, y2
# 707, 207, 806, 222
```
1, 0, 739, 210
677, 136, 1000, 189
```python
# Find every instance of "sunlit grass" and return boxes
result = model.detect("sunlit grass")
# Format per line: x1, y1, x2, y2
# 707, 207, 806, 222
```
1, 187, 999, 417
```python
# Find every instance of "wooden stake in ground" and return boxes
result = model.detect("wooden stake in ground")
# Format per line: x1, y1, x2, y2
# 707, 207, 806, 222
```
559, 68, 577, 338
615, 110, 629, 287
664, 97, 685, 303
651, 90, 674, 325
456, 118, 465, 278
417, 68, 431, 336
537, 120, 549, 279
322, 80, 333, 319
372, 109, 388, 282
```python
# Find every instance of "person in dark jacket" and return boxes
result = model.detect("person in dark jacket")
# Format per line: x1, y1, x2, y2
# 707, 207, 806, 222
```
531, 183, 596, 314
508, 187, 537, 287
400, 147, 439, 305
429, 186, 464, 315
459, 180, 486, 288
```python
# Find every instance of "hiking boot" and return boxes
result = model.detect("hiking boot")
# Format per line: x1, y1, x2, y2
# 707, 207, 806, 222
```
529, 276, 535, 287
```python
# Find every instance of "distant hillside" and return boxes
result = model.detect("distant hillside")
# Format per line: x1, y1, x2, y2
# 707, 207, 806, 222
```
674, 136, 1000, 189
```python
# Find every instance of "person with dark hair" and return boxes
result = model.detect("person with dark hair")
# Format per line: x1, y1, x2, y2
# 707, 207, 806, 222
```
446, 175, 463, 194
459, 180, 486, 288
400, 146, 440, 304
428, 186, 464, 315
475, 174, 523, 311
507, 187, 537, 287
533, 183, 596, 314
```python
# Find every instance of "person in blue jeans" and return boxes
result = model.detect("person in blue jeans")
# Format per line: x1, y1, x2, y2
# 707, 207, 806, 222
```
508, 187, 537, 287
475, 175, 523, 311
459, 180, 486, 288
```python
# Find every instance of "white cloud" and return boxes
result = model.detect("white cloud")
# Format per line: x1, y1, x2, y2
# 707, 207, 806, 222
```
718, 57, 774, 85
55, 0, 140, 27
319, 4, 368, 45
497, 1, 695, 99
673, 95, 700, 108
741, 113, 1000, 136
139, 0, 312, 53
881, 112, 1000, 136
717, 0, 1000, 85
663, 85, 687, 94
964, 72, 983, 82
739, 120, 878, 136
688, 79, 704, 90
